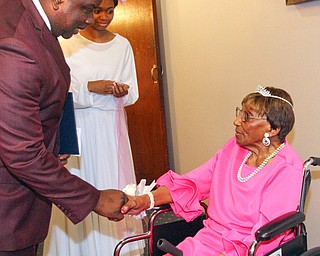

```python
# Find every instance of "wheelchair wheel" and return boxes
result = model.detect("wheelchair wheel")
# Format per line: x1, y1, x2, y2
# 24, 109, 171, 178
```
300, 247, 320, 256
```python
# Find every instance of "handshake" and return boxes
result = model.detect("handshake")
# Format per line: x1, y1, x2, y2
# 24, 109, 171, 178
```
94, 180, 156, 222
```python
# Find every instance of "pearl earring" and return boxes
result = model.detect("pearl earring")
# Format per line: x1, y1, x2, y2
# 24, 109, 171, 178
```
262, 132, 270, 147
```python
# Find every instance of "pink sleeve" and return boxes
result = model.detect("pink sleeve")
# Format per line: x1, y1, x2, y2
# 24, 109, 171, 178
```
157, 170, 204, 222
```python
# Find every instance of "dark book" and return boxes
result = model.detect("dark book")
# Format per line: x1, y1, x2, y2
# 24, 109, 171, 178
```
59, 92, 79, 155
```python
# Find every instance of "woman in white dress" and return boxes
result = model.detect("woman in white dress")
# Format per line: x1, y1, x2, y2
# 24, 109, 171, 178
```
44, 0, 144, 255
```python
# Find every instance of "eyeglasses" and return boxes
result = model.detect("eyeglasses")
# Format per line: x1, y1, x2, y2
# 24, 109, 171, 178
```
235, 107, 267, 122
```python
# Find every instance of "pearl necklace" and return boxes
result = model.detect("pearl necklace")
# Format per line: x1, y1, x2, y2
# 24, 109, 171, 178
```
237, 143, 285, 183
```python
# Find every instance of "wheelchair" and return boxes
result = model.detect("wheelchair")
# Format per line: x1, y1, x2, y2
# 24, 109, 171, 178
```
113, 157, 320, 256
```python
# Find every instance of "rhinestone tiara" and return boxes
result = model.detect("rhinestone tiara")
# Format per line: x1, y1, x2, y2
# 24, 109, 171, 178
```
255, 85, 293, 109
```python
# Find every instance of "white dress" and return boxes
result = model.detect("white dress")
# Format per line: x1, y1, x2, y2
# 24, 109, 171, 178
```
44, 34, 144, 256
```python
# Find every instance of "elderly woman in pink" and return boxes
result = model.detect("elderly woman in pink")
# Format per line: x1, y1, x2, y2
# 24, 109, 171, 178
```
122, 86, 303, 256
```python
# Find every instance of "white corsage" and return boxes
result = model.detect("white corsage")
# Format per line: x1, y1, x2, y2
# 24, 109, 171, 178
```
123, 179, 157, 219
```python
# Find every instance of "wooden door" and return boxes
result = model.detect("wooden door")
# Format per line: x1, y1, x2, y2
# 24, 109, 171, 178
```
109, 0, 169, 184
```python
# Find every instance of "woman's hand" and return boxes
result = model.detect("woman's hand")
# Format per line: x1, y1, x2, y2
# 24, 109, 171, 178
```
87, 80, 129, 98
87, 80, 115, 95
121, 194, 150, 216
122, 186, 173, 215
113, 82, 129, 98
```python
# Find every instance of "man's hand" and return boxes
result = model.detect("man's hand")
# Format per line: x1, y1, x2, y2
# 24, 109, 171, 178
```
94, 189, 128, 221
59, 154, 70, 165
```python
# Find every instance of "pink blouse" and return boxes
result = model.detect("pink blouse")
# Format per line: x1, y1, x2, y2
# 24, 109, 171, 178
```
157, 137, 303, 255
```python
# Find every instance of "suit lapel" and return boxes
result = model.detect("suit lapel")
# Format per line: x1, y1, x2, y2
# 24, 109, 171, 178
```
41, 28, 70, 86
22, 0, 70, 88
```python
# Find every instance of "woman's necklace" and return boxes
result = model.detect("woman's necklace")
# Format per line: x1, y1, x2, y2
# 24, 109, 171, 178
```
237, 143, 285, 183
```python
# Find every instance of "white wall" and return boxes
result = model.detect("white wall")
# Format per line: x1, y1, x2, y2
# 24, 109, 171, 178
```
157, 0, 320, 249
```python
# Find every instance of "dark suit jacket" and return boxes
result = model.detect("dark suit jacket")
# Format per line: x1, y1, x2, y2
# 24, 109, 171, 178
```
0, 0, 100, 251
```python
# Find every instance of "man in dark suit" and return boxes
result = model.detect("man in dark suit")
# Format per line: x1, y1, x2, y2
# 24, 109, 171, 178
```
0, 0, 129, 255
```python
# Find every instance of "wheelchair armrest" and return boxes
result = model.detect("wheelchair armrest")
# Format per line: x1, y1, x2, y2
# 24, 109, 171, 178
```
255, 211, 305, 242
157, 238, 183, 256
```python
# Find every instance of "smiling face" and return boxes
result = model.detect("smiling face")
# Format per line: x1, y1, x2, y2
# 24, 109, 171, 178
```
49, 0, 103, 39
234, 103, 271, 149
90, 0, 116, 31
238, 87, 294, 144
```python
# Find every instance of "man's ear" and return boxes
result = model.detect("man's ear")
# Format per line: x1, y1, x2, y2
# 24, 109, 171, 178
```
52, 0, 63, 10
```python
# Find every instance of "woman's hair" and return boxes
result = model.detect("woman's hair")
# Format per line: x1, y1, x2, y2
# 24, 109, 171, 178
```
114, 0, 118, 7
241, 87, 294, 143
